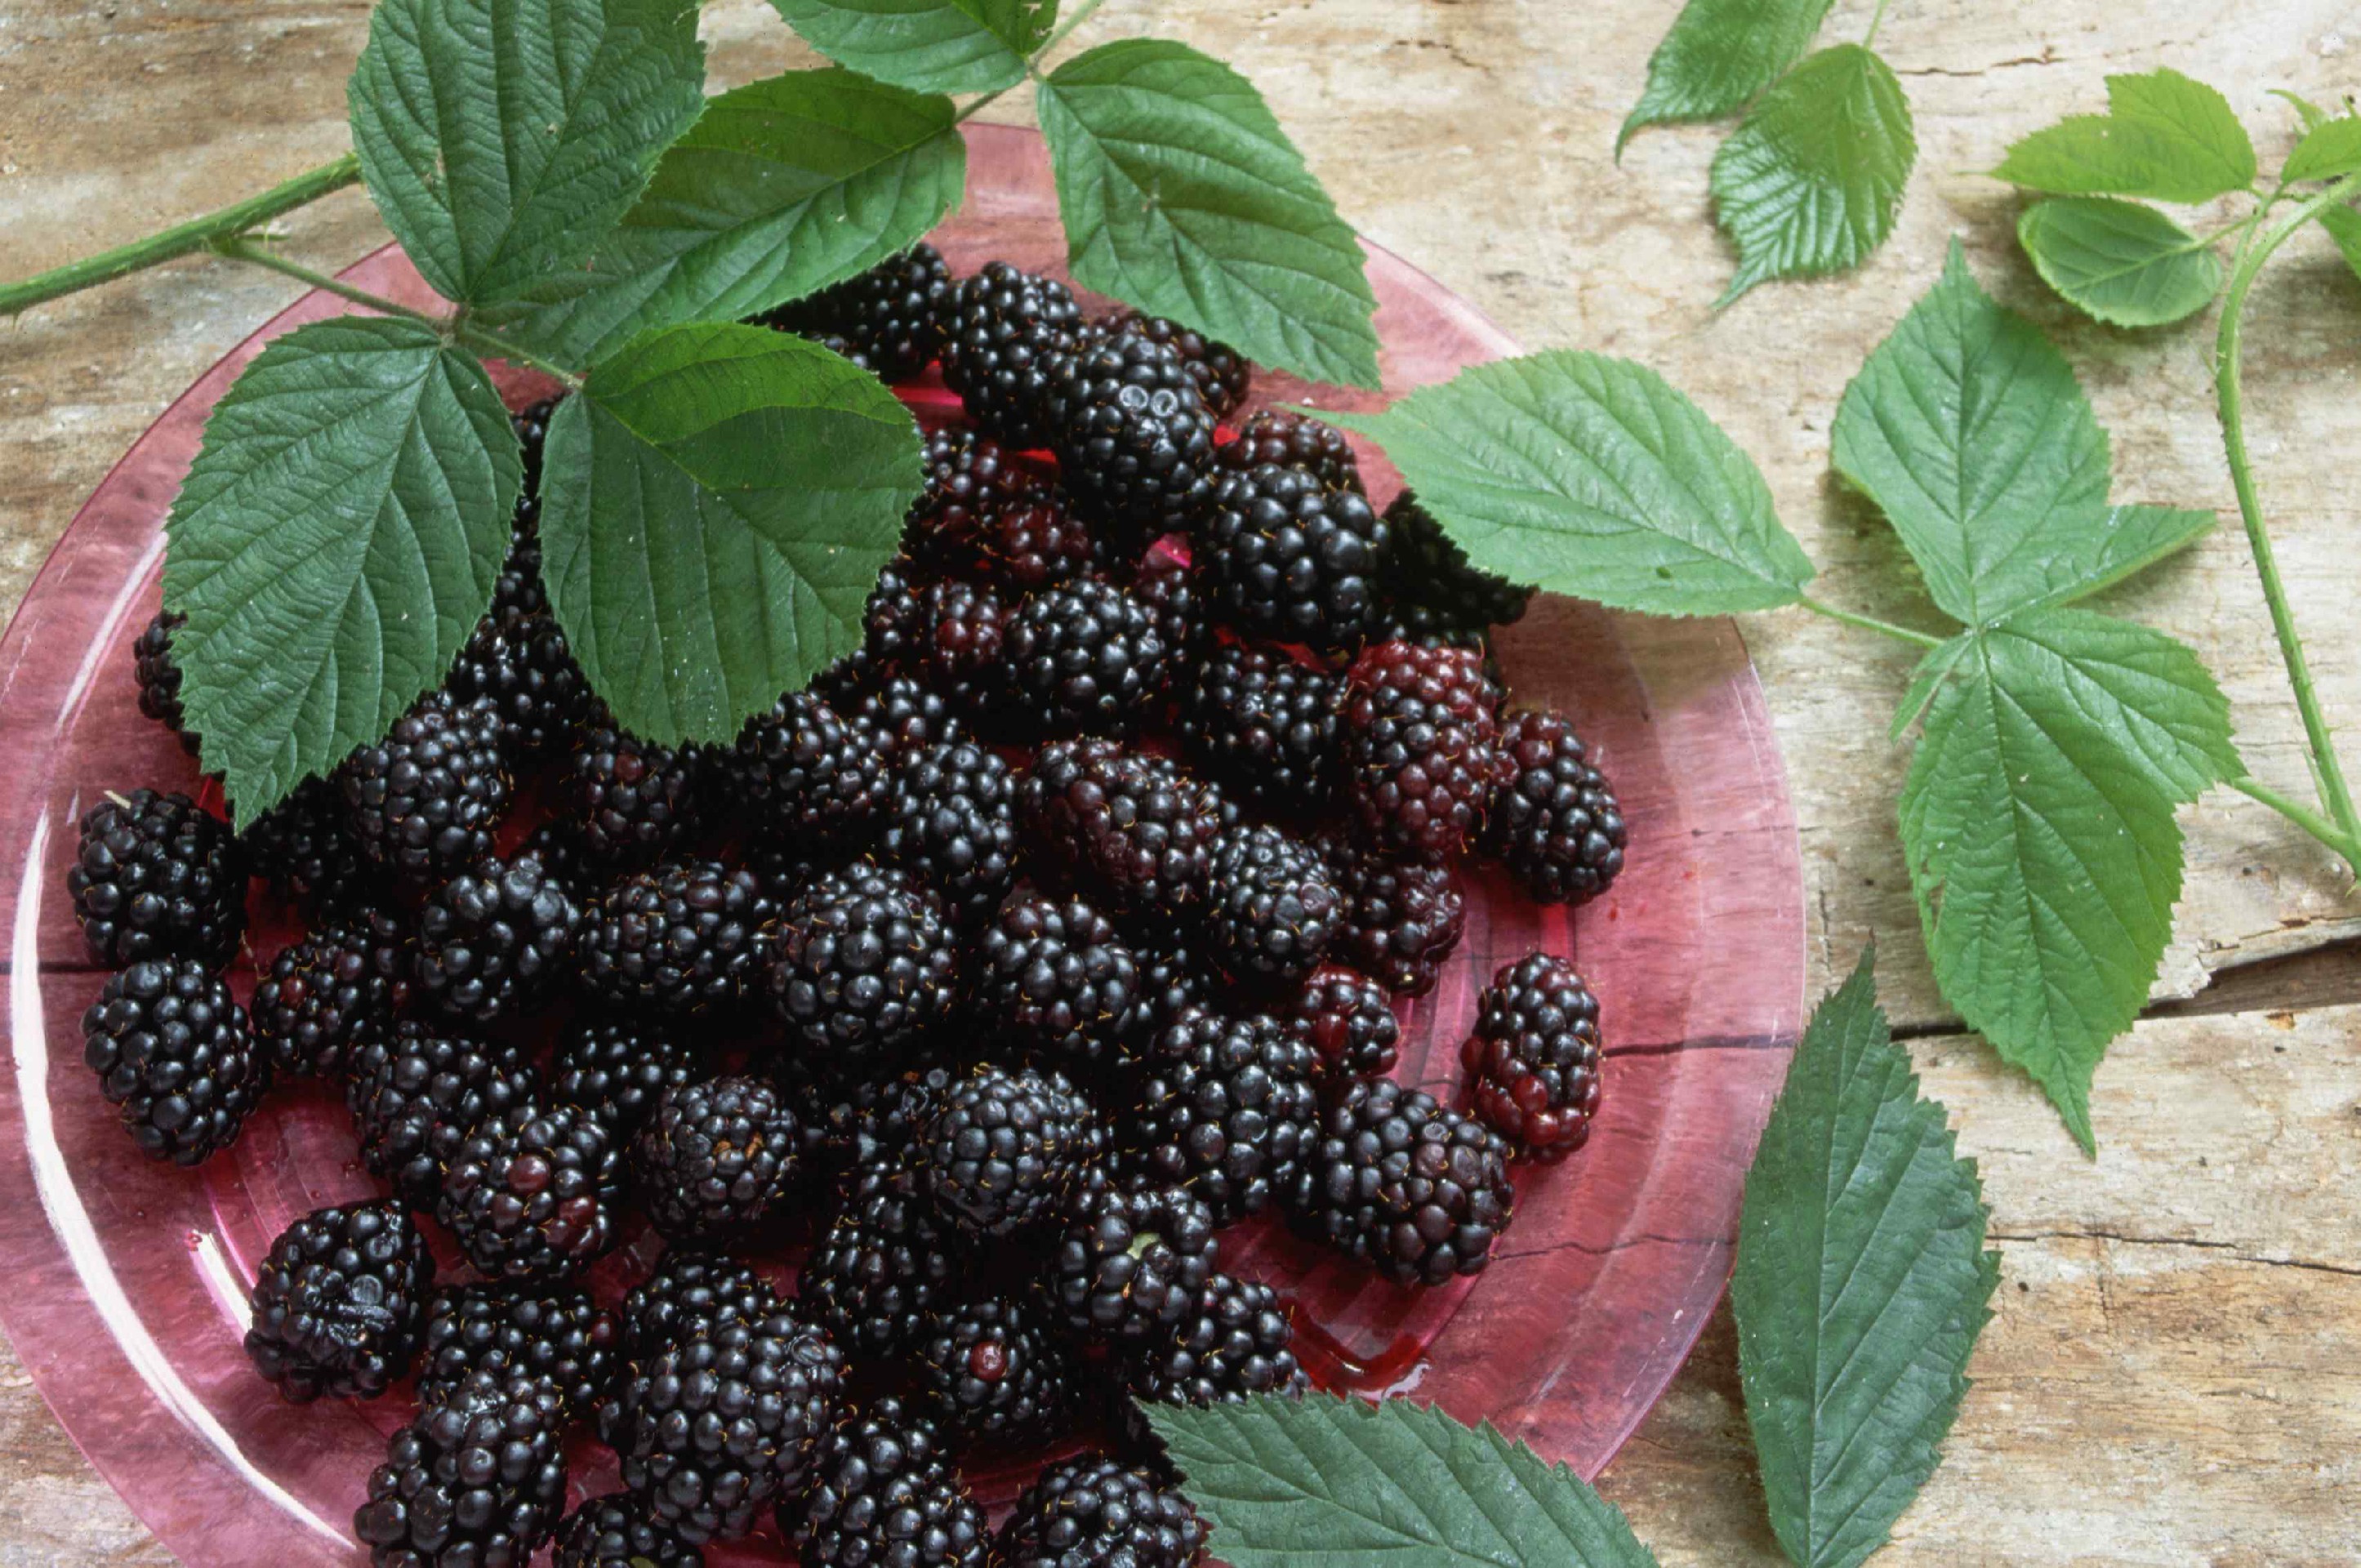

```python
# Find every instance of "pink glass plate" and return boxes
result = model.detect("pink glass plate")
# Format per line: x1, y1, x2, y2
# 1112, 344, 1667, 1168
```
0, 124, 1802, 1564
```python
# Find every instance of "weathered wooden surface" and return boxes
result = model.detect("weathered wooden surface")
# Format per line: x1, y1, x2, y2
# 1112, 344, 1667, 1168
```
3, 0, 2358, 1561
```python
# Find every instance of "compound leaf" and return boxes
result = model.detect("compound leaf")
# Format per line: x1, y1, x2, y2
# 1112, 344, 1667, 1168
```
2017, 196, 2223, 327
767, 0, 1045, 94
1617, 0, 1836, 152
1993, 67, 2256, 203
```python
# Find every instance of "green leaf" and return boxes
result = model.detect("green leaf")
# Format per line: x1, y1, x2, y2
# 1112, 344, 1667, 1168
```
1036, 38, 1380, 389
2017, 197, 2223, 327
162, 317, 519, 826
2320, 205, 2361, 287
2272, 89, 2332, 133
2285, 114, 2361, 182
1734, 949, 1998, 1568
479, 68, 965, 368
1992, 67, 2256, 203
767, 0, 1044, 94
1708, 45, 1916, 305
1319, 351, 1812, 616
347, 0, 706, 310
540, 323, 920, 745
1146, 1392, 1660, 1567
1616, 0, 1836, 153
1895, 607, 2238, 1149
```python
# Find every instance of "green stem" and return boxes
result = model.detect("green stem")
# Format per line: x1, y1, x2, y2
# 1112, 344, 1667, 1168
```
1797, 595, 1944, 649
0, 154, 362, 317
2213, 169, 2361, 868
2229, 776, 2361, 864
1033, 0, 1111, 65
1862, 0, 1895, 46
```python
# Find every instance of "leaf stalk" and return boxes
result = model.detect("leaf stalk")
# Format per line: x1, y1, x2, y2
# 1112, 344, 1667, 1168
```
1797, 594, 1944, 649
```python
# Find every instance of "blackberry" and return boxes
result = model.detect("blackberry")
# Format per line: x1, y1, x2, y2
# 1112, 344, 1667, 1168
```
1130, 546, 1199, 648
1051, 1179, 1217, 1344
915, 1291, 1071, 1440
416, 1282, 617, 1420
1201, 822, 1343, 985
563, 724, 706, 870
995, 576, 1171, 736
880, 738, 1018, 926
1105, 310, 1250, 419
1044, 328, 1218, 548
853, 674, 968, 764
1018, 738, 1225, 921
996, 1454, 1205, 1568
1174, 639, 1343, 813
780, 1056, 961, 1182
68, 788, 247, 969
578, 859, 771, 1014
971, 891, 1143, 1072
81, 958, 265, 1165
603, 1307, 843, 1543
243, 1200, 431, 1403
413, 855, 581, 1024
550, 1016, 697, 1137
1125, 1007, 1318, 1225
733, 692, 893, 850
553, 1493, 705, 1568
243, 777, 380, 912
803, 1164, 959, 1360
613, 1250, 779, 1369
337, 690, 513, 885
635, 1076, 803, 1240
1339, 639, 1503, 862
910, 428, 1090, 590
1287, 1076, 1516, 1285
766, 864, 957, 1072
1131, 938, 1214, 1039
1463, 952, 1604, 1158
1290, 963, 1401, 1079
763, 244, 953, 381
440, 1101, 621, 1280
514, 395, 561, 490
354, 1370, 568, 1568
1218, 408, 1363, 494
447, 595, 591, 759
795, 1397, 988, 1568
133, 609, 198, 752
850, 555, 927, 676
1321, 834, 1466, 996
1485, 708, 1628, 906
1195, 464, 1391, 652
910, 577, 1017, 709
938, 261, 1086, 447
920, 1062, 1103, 1239
1130, 1272, 1306, 1414
347, 1023, 538, 1206
1380, 491, 1532, 634
250, 908, 409, 1078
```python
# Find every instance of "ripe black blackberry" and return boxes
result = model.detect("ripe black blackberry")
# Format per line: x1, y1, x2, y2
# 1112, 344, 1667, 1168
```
553, 1493, 704, 1568
993, 576, 1171, 736
416, 1282, 617, 1420
354, 1370, 568, 1568
879, 738, 1018, 926
562, 724, 706, 870
413, 854, 581, 1024
603, 1306, 843, 1543
915, 1290, 1072, 1441
803, 1164, 959, 1360
852, 673, 968, 764
1463, 952, 1604, 1158
440, 1101, 621, 1280
1105, 310, 1250, 418
910, 576, 1018, 709
1380, 490, 1532, 634
1321, 832, 1467, 996
919, 1062, 1103, 1239
337, 689, 513, 885
133, 609, 198, 753
1051, 1178, 1218, 1344
550, 1016, 697, 1137
578, 859, 771, 1014
613, 1249, 780, 1370
243, 1200, 431, 1403
1201, 822, 1343, 985
1218, 408, 1364, 493
996, 1454, 1206, 1568
938, 261, 1086, 447
346, 1023, 538, 1206
1131, 938, 1214, 1040
69, 788, 247, 969
909, 428, 1091, 590
250, 908, 409, 1078
1129, 1272, 1307, 1414
1174, 639, 1343, 813
1018, 738, 1226, 922
733, 691, 893, 850
1195, 463, 1392, 652
1287, 1076, 1517, 1285
1339, 639, 1504, 862
848, 555, 926, 676
1290, 962, 1401, 1079
794, 1397, 988, 1568
970, 891, 1143, 1072
82, 958, 265, 1165
762, 244, 954, 381
1125, 1007, 1319, 1226
766, 863, 957, 1071
779, 1056, 961, 1182
243, 777, 380, 912
1130, 546, 1200, 648
635, 1076, 803, 1240
1485, 708, 1628, 906
447, 594, 591, 758
514, 395, 561, 490
1044, 327, 1219, 547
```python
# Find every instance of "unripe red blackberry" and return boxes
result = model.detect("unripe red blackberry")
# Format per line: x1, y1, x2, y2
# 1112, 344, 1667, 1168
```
243, 1200, 431, 1403
1463, 952, 1604, 1157
938, 261, 1087, 447
1290, 962, 1401, 1079
82, 958, 266, 1165
1320, 832, 1467, 996
69, 788, 247, 969
1339, 639, 1504, 862
1485, 708, 1628, 905
1286, 1076, 1516, 1285
1218, 408, 1364, 493
909, 427, 1092, 590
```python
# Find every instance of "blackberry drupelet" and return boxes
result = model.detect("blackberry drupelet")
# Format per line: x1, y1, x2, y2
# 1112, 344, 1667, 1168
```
1484, 708, 1628, 906
780, 1056, 961, 1182
337, 690, 513, 885
415, 1282, 617, 1420
514, 395, 560, 488
853, 674, 968, 764
1290, 963, 1401, 1079
1463, 952, 1604, 1158
803, 1163, 959, 1360
760, 244, 953, 381
82, 958, 265, 1165
910, 577, 1017, 710
354, 1370, 568, 1568
994, 576, 1171, 736
613, 1250, 779, 1370
562, 724, 706, 870
243, 1200, 430, 1404
447, 594, 591, 759
1339, 639, 1504, 862
915, 1290, 1072, 1441
1131, 938, 1214, 1040
970, 890, 1143, 1072
550, 1016, 697, 1137
1043, 327, 1219, 548
69, 788, 247, 969
849, 555, 926, 675
1287, 1076, 1517, 1285
577, 860, 771, 1014
243, 776, 381, 913
413, 855, 581, 1024
347, 1024, 538, 1206
879, 738, 1018, 926
1194, 463, 1391, 652
251, 908, 409, 1078
996, 1454, 1206, 1568
133, 609, 198, 752
909, 428, 1090, 590
938, 261, 1086, 447
1105, 310, 1250, 419
1173, 639, 1343, 813
1130, 546, 1199, 648
635, 1076, 803, 1240
1380, 491, 1533, 634
794, 1397, 988, 1568
1050, 1178, 1218, 1344
766, 864, 957, 1071
1321, 832, 1467, 996
553, 1493, 705, 1568
733, 692, 893, 850
1125, 1007, 1318, 1226
1217, 408, 1363, 493
1130, 1272, 1306, 1414
1201, 822, 1343, 985
919, 1062, 1103, 1239
1018, 738, 1226, 922
440, 1101, 621, 1280
603, 1306, 843, 1543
